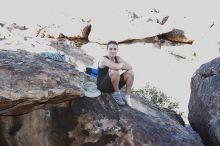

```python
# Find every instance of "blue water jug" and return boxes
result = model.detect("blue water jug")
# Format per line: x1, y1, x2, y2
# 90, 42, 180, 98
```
86, 67, 98, 78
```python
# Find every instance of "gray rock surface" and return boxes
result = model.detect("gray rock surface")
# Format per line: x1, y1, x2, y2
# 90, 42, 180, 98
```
0, 50, 82, 115
0, 45, 203, 146
0, 93, 204, 146
189, 57, 220, 146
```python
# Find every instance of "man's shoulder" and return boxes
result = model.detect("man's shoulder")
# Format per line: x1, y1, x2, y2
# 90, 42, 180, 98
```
98, 56, 107, 67
116, 55, 123, 61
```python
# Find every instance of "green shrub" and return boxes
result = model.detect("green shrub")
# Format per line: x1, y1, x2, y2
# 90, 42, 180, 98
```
133, 82, 180, 113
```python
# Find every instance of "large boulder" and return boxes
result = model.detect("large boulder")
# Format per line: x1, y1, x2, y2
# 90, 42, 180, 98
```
0, 94, 203, 146
189, 57, 220, 146
0, 50, 203, 146
0, 50, 82, 115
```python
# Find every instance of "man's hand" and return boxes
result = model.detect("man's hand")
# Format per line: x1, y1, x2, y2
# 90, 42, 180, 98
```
121, 63, 132, 70
117, 56, 132, 70
118, 62, 124, 69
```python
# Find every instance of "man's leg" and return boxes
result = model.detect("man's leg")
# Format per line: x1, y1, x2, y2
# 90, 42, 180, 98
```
123, 70, 134, 95
109, 70, 125, 105
122, 70, 134, 106
109, 70, 120, 92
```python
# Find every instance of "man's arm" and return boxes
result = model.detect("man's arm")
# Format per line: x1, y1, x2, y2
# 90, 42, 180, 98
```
99, 57, 123, 70
117, 56, 132, 70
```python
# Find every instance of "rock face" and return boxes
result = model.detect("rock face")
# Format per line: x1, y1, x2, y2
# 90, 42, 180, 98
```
0, 50, 203, 146
189, 57, 220, 146
0, 94, 203, 146
0, 50, 82, 116
0, 94, 205, 146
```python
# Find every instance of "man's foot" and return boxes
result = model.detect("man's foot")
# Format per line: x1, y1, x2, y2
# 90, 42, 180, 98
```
122, 94, 132, 107
111, 92, 125, 105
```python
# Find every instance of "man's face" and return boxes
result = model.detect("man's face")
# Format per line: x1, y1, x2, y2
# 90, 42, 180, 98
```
107, 44, 118, 58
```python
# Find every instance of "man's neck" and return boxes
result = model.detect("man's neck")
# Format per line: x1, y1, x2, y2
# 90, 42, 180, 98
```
108, 56, 115, 61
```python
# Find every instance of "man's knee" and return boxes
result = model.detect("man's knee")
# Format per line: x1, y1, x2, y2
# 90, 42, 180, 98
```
126, 70, 134, 78
109, 70, 120, 78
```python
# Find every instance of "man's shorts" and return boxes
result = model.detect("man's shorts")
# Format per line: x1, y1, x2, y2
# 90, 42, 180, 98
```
97, 73, 126, 93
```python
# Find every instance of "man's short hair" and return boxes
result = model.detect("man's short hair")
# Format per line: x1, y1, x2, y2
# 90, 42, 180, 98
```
107, 41, 118, 49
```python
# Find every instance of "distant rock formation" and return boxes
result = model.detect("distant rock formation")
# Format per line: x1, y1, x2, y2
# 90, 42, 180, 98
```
65, 24, 91, 47
36, 24, 91, 47
6, 23, 28, 32
158, 29, 194, 44
117, 28, 193, 47
189, 57, 220, 146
